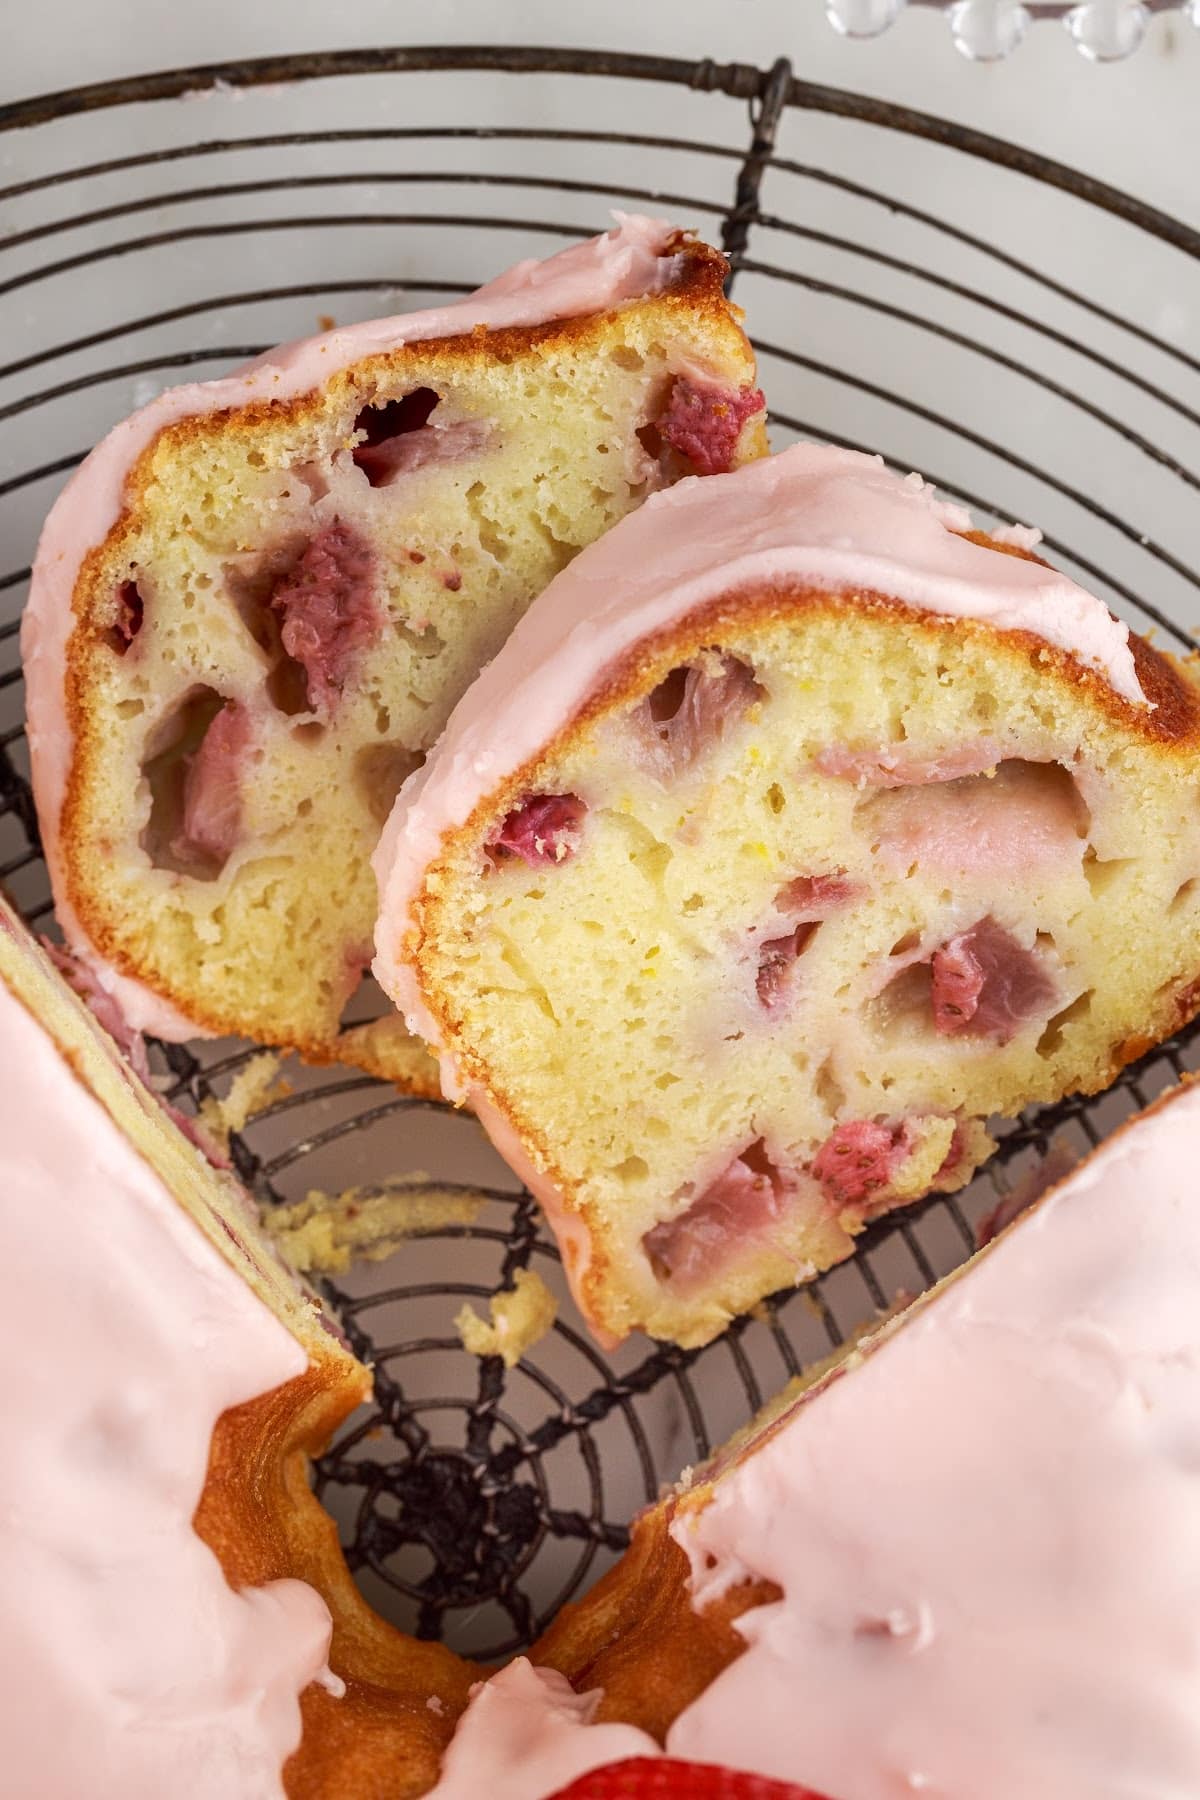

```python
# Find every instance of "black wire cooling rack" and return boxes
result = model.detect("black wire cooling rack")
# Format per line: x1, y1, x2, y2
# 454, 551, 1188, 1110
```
2, 45, 1199, 1662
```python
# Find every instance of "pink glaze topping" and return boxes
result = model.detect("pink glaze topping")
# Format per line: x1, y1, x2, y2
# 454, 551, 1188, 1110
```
0, 970, 335, 1796
22, 212, 680, 1040
427, 1082, 1200, 1797
374, 443, 1145, 1058
424, 1659, 657, 1800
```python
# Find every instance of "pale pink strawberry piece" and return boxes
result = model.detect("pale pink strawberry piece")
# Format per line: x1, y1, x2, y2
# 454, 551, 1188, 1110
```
756, 872, 859, 1009
756, 923, 819, 1009
816, 740, 1004, 788
643, 1142, 787, 1290
269, 518, 380, 714
547, 1758, 835, 1799
854, 760, 1086, 875
657, 377, 766, 475
352, 389, 493, 487
176, 700, 251, 868
930, 917, 1057, 1043
633, 653, 763, 780
489, 793, 587, 867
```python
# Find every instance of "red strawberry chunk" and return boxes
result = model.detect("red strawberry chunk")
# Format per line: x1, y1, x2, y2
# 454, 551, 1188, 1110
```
811, 1119, 902, 1209
489, 793, 587, 867
546, 1757, 834, 1799
269, 518, 380, 714
930, 916, 1057, 1044
657, 378, 766, 475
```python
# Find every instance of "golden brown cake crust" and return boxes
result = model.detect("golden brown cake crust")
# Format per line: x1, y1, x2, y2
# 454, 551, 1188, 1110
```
57, 235, 754, 1062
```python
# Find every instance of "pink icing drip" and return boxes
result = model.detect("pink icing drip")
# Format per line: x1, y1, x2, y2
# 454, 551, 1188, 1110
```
0, 970, 333, 1798
373, 445, 1145, 1043
22, 212, 679, 1042
424, 1660, 658, 1800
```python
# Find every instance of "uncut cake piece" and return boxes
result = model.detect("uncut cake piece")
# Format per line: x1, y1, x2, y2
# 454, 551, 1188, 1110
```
374, 442, 1200, 1346
23, 214, 764, 1069
0, 888, 484, 1797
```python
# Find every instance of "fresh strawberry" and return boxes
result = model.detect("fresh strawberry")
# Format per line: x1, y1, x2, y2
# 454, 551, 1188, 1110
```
545, 1757, 834, 1799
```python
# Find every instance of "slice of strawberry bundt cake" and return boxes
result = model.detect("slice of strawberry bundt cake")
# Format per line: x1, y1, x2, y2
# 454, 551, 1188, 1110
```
429, 1079, 1200, 1798
374, 443, 1200, 1347
22, 214, 764, 1064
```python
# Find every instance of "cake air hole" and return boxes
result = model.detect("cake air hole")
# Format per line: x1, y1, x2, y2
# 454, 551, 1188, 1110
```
1036, 990, 1094, 1059
105, 580, 144, 656
352, 388, 440, 488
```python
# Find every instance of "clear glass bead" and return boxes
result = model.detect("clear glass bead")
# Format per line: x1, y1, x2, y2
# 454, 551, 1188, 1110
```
825, 0, 907, 40
1064, 0, 1149, 59
948, 0, 1031, 59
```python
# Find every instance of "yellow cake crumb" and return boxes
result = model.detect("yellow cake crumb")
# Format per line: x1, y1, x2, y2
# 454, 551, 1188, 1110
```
454, 1269, 558, 1369
335, 1014, 443, 1096
266, 1175, 486, 1274
198, 1052, 290, 1152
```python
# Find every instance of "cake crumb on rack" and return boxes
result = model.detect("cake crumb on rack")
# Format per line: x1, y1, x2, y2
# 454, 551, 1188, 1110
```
455, 1268, 558, 1368
198, 1052, 289, 1152
265, 1175, 486, 1274
335, 1013, 443, 1097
